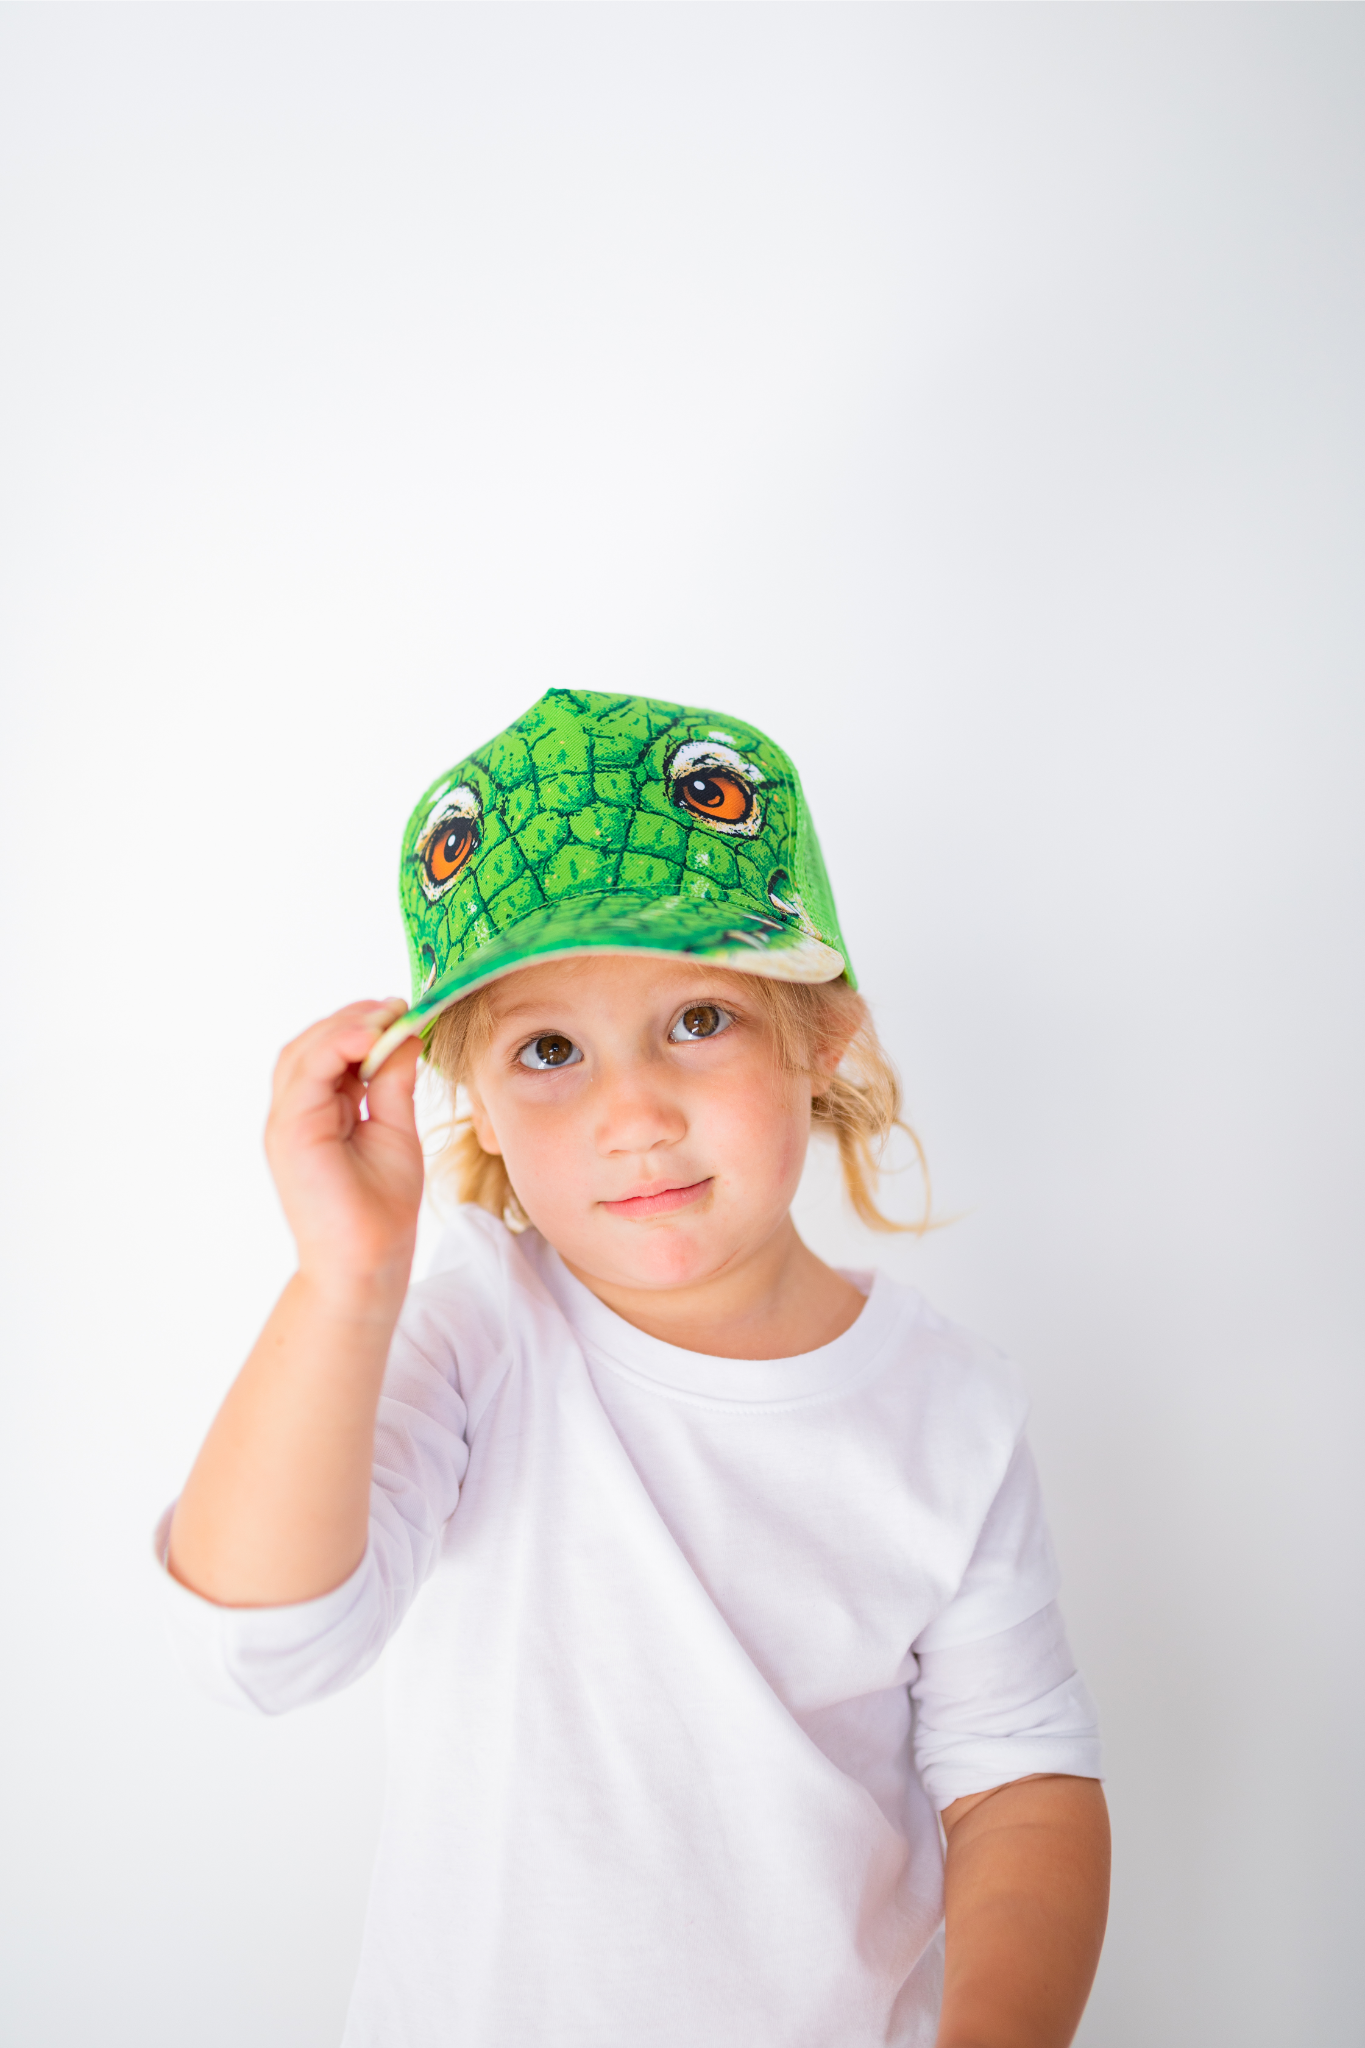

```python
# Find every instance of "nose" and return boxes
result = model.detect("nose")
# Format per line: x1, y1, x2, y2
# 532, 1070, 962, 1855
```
592, 1061, 687, 1159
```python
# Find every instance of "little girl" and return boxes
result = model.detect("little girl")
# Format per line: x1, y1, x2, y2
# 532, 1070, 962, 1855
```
162, 689, 1107, 2048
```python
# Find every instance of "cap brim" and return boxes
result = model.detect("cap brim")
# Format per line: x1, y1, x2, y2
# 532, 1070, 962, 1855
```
359, 890, 845, 1079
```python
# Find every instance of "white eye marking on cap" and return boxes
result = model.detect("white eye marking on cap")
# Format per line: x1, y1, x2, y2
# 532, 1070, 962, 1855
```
767, 871, 821, 938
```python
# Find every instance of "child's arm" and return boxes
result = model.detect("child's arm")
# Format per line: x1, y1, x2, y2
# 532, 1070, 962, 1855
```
167, 1001, 424, 1608
936, 1773, 1110, 2048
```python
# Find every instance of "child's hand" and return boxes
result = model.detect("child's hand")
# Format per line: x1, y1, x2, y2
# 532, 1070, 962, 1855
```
265, 999, 424, 1307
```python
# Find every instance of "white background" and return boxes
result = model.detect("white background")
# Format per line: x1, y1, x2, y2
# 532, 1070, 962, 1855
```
2, 7, 1362, 2044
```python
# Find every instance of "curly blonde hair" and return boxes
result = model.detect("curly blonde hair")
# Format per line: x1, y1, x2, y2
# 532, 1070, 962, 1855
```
423, 973, 929, 1235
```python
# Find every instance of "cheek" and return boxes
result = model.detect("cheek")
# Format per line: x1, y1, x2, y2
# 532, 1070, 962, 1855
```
695, 1066, 812, 1186
480, 1087, 586, 1199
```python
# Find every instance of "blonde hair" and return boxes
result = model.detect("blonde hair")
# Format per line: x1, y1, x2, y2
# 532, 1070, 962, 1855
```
424, 972, 930, 1235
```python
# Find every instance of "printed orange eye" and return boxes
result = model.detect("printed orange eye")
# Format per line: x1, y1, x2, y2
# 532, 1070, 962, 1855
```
677, 771, 753, 824
424, 819, 478, 885
414, 784, 483, 903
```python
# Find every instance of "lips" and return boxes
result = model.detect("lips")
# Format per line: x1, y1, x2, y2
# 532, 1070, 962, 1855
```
599, 1177, 714, 1219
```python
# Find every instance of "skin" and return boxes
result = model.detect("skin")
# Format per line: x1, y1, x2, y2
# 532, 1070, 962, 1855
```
168, 955, 1108, 2048
463, 957, 866, 1357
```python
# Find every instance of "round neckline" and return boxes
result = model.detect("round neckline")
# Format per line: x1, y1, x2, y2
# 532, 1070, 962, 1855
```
521, 1233, 909, 1408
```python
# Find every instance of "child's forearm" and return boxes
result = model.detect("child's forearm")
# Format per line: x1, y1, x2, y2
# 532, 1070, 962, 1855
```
169, 1002, 423, 1609
936, 1774, 1110, 2048
167, 1266, 407, 1608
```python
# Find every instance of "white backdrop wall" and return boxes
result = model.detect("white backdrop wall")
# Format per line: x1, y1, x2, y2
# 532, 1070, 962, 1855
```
2, 8, 1362, 2045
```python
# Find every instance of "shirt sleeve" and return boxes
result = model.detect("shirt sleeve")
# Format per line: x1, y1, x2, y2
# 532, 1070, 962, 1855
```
909, 1439, 1103, 1807
154, 1310, 472, 1716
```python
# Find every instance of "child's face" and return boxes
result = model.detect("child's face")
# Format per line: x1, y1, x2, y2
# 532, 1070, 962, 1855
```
465, 956, 824, 1293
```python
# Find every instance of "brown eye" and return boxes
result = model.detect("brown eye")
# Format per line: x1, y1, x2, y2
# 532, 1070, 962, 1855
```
669, 1004, 732, 1043
677, 771, 753, 825
519, 1033, 583, 1071
425, 819, 478, 885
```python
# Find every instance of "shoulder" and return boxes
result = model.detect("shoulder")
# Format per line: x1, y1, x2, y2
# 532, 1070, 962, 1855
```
415, 1202, 523, 1296
394, 1204, 573, 1384
861, 1273, 1031, 1478
392, 1208, 552, 1400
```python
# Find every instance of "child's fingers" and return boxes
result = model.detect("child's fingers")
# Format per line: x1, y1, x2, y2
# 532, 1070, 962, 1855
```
337, 1070, 366, 1117
277, 1000, 406, 1079
273, 1000, 408, 1111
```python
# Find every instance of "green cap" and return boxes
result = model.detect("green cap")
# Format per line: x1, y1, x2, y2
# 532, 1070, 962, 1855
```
362, 688, 853, 1076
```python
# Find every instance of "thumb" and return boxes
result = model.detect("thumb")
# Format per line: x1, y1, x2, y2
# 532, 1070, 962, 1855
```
364, 1032, 422, 1137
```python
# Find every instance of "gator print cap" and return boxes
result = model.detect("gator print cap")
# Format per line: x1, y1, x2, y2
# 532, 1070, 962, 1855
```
362, 688, 853, 1077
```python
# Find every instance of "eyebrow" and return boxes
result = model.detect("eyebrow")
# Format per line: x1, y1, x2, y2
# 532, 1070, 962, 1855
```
491, 1003, 561, 1025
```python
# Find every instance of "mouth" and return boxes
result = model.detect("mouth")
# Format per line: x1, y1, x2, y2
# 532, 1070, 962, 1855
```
599, 1177, 714, 1219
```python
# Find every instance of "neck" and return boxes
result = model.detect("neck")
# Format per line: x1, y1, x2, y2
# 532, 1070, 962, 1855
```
560, 1215, 866, 1361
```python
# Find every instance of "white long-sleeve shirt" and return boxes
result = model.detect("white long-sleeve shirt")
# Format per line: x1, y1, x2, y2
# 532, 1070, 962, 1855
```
159, 1208, 1101, 2048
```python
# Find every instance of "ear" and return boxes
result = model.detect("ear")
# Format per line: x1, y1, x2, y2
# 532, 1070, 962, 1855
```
810, 1004, 860, 1088
465, 1086, 503, 1157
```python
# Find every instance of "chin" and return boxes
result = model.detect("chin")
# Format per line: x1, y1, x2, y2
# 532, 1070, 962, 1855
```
594, 1220, 747, 1293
